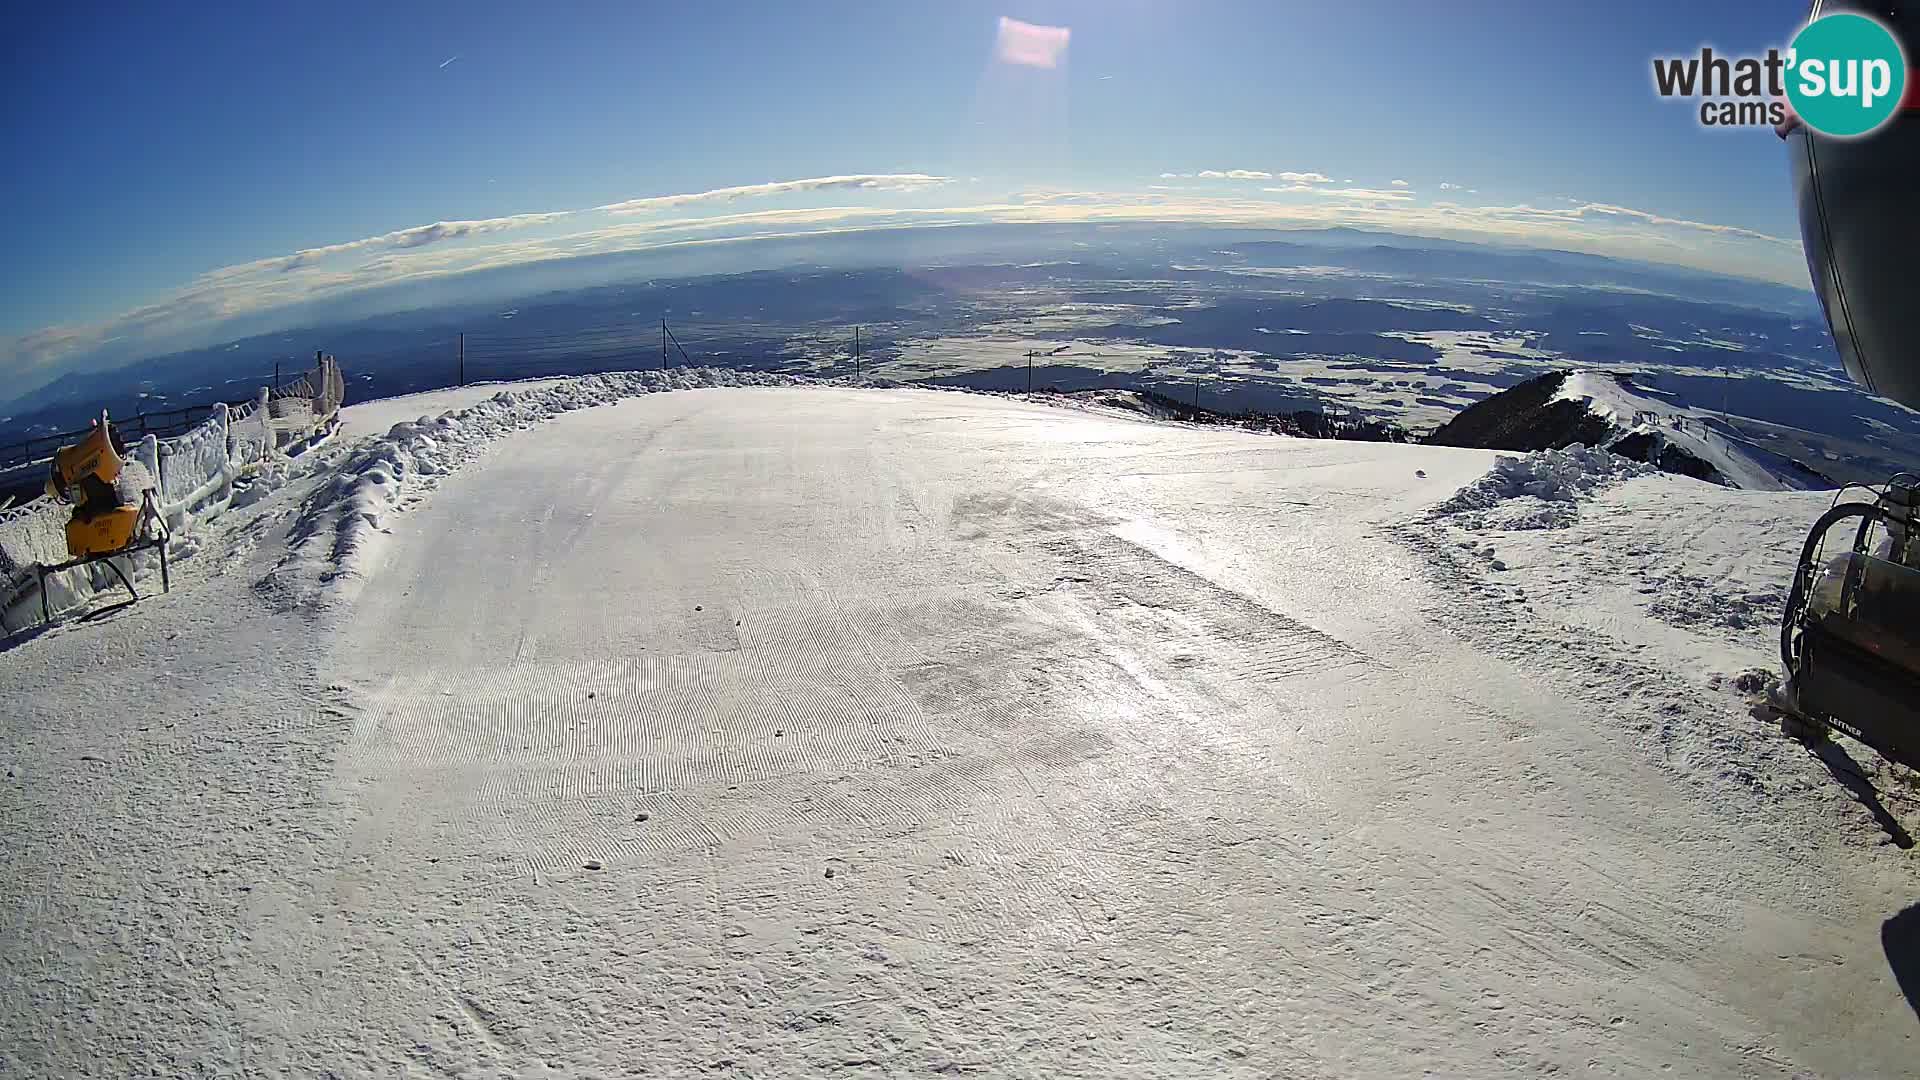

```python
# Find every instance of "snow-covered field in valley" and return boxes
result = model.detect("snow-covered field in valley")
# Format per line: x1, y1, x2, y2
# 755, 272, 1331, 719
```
3, 376, 1916, 1077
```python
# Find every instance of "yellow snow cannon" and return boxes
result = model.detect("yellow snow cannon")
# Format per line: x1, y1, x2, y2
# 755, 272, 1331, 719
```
34, 411, 169, 621
46, 415, 144, 557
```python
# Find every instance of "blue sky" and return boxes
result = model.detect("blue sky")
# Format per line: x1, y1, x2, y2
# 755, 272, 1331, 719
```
2, 0, 1820, 388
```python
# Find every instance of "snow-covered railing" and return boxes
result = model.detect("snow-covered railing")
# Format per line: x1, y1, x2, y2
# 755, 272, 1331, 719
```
228, 389, 273, 475
0, 358, 346, 634
0, 498, 79, 632
265, 356, 342, 449
155, 407, 235, 531
268, 394, 315, 438
0, 489, 154, 633
312, 354, 346, 422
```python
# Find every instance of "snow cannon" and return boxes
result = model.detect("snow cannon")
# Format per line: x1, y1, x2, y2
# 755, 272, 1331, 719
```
1785, 2, 1920, 410
1773, 5, 1920, 763
1778, 475, 1920, 767
34, 412, 169, 623
46, 414, 145, 558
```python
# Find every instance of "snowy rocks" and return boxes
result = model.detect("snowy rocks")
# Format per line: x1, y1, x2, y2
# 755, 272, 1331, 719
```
1722, 668, 1781, 697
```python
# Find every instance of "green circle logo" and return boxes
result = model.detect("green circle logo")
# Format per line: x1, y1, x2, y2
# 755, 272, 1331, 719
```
1787, 12, 1908, 137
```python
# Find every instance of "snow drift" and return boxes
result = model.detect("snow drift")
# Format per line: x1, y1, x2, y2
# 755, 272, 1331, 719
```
1431, 444, 1654, 529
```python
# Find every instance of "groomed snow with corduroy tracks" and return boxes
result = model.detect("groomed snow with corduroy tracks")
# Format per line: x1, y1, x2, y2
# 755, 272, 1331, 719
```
2, 372, 1916, 1077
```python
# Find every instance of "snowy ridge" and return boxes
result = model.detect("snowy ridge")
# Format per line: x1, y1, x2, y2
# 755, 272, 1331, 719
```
1553, 371, 1829, 492
1045, 388, 1188, 422
263, 368, 832, 608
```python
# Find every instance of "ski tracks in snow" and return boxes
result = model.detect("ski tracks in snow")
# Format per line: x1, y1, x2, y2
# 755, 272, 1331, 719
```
308, 391, 1471, 1074
290, 390, 1918, 1076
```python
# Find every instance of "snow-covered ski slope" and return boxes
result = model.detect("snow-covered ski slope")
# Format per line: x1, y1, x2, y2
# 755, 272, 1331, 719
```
1554, 371, 1831, 492
3, 376, 1917, 1077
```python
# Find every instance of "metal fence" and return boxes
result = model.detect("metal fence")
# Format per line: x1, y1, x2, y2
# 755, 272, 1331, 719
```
0, 405, 222, 476
0, 361, 336, 477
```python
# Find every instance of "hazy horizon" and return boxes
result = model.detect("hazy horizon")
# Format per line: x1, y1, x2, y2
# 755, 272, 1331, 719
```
0, 220, 1822, 408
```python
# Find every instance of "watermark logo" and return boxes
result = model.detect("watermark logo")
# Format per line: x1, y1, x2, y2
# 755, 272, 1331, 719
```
1786, 12, 1905, 136
1652, 11, 1907, 137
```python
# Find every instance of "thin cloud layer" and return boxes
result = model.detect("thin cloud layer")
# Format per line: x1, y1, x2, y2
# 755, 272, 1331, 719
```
1265, 185, 1415, 202
1320, 187, 1417, 202
192, 175, 951, 284
1162, 168, 1332, 183
271, 212, 576, 271
1448, 199, 1794, 246
597, 174, 951, 215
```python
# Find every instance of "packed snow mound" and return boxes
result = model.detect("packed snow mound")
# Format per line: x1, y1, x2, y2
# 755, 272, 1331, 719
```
262, 367, 828, 607
1432, 444, 1654, 529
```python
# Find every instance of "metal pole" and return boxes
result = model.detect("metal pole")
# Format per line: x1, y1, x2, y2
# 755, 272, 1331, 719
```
1027, 351, 1034, 393
665, 323, 693, 369
662, 319, 668, 369
459, 332, 465, 386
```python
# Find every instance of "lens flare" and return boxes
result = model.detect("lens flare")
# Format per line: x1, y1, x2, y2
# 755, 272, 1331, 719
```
995, 17, 1070, 69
